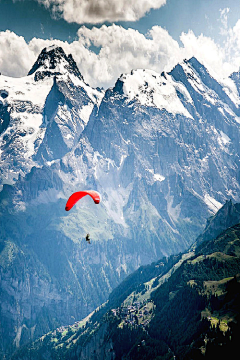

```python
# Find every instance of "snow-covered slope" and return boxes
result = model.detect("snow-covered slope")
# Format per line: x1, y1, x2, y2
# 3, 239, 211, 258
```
0, 72, 53, 185
118, 68, 193, 118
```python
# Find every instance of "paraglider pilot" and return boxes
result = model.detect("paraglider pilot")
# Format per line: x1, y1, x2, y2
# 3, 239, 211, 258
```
86, 233, 91, 244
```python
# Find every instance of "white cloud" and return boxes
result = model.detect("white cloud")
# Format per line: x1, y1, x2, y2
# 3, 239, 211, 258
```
0, 26, 182, 88
74, 25, 182, 87
223, 19, 240, 68
37, 0, 166, 24
180, 31, 228, 79
1, 21, 240, 89
219, 7, 230, 36
0, 31, 36, 77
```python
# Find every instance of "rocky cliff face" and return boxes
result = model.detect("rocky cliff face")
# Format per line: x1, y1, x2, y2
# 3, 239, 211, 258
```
1, 46, 240, 356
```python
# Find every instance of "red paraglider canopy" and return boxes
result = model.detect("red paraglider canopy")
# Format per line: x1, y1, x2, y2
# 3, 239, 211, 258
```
65, 190, 101, 211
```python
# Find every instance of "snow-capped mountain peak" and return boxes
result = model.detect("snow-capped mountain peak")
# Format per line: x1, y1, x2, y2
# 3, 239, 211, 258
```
0, 46, 104, 185
114, 68, 192, 118
28, 45, 84, 82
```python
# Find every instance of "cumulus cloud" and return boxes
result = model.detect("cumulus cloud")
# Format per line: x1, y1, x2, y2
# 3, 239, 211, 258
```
223, 19, 240, 68
37, 0, 166, 24
0, 31, 36, 77
74, 25, 182, 87
0, 25, 182, 88
1, 22, 240, 89
180, 31, 228, 79
219, 7, 230, 36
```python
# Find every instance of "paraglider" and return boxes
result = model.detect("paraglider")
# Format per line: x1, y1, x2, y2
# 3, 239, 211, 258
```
65, 190, 101, 211
65, 190, 101, 244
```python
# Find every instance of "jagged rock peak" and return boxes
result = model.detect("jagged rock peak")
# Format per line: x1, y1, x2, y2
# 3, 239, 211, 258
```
169, 56, 204, 77
28, 45, 84, 81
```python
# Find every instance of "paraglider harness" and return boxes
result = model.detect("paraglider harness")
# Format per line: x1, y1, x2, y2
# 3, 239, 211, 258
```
86, 233, 91, 244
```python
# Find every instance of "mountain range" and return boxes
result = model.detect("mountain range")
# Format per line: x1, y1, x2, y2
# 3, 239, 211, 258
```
11, 200, 240, 359
1, 44, 240, 357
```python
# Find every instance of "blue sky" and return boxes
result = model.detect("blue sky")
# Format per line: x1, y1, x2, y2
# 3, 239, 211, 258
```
0, 0, 240, 88
1, 0, 239, 44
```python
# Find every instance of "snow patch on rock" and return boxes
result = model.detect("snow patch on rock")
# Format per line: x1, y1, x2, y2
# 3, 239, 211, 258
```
204, 194, 222, 213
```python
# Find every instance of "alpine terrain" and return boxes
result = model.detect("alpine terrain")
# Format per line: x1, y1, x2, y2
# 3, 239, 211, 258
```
11, 200, 240, 359
1, 45, 240, 357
